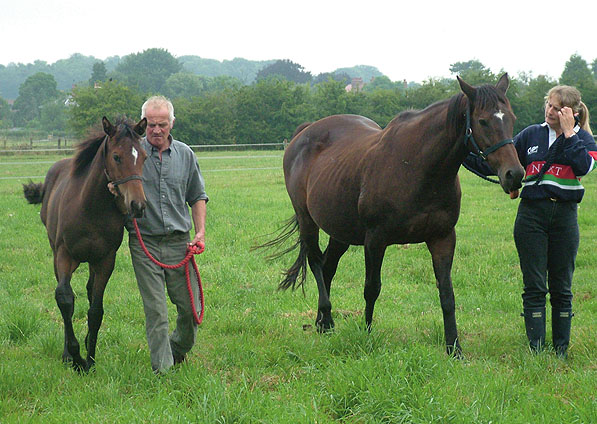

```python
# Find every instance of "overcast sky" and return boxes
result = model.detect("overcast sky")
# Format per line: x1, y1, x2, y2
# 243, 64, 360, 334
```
2, 0, 596, 83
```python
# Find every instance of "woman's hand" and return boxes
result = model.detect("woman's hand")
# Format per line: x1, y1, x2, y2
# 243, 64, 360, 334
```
558, 107, 577, 138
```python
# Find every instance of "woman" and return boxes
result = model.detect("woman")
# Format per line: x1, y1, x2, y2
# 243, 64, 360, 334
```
466, 85, 596, 357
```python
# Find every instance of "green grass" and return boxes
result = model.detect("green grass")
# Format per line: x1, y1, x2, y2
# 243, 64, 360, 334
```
0, 151, 595, 423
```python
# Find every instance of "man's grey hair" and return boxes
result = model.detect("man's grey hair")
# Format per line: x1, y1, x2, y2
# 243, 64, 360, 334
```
141, 95, 175, 124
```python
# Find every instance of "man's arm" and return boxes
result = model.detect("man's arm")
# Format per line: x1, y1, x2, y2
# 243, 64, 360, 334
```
190, 199, 207, 247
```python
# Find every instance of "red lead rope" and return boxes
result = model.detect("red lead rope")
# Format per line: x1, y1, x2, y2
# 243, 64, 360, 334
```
133, 218, 204, 325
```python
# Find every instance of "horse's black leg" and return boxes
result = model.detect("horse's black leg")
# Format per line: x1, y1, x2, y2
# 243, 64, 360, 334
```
426, 230, 462, 357
86, 270, 95, 304
85, 253, 116, 369
53, 247, 87, 371
363, 236, 387, 331
322, 237, 350, 299
297, 215, 334, 332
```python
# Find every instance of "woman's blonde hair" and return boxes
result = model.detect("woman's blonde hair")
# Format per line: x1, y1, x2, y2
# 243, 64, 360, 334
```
545, 85, 592, 135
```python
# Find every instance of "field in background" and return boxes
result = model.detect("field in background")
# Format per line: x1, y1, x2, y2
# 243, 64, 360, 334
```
0, 151, 595, 422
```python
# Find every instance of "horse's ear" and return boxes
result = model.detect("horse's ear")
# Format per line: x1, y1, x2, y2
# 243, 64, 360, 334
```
457, 75, 476, 102
495, 73, 509, 95
102, 117, 116, 137
134, 118, 147, 136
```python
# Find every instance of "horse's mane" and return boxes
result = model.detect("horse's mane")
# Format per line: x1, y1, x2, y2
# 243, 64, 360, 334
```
71, 117, 137, 176
383, 82, 507, 143
384, 99, 450, 131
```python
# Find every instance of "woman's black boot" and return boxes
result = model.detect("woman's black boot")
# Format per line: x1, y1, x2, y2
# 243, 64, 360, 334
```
522, 307, 545, 353
552, 308, 573, 359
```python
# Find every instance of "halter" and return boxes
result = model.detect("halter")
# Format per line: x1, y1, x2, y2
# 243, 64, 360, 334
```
105, 171, 143, 187
464, 102, 513, 161
102, 135, 143, 192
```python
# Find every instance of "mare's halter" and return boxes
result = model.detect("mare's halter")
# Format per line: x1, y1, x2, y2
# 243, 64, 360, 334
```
463, 102, 513, 161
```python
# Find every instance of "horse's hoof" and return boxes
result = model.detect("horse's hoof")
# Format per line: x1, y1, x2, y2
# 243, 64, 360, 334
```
72, 357, 90, 373
316, 319, 335, 333
447, 343, 463, 359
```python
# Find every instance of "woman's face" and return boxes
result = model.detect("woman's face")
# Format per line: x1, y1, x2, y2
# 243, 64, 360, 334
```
545, 96, 564, 129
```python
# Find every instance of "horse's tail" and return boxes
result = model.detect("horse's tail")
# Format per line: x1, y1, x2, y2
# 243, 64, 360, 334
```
23, 180, 44, 204
291, 122, 311, 140
253, 215, 307, 291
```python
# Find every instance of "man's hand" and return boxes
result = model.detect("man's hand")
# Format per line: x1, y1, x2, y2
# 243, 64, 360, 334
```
107, 182, 118, 196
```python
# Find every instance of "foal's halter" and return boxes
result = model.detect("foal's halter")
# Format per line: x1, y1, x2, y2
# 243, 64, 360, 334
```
463, 102, 513, 161
102, 135, 143, 191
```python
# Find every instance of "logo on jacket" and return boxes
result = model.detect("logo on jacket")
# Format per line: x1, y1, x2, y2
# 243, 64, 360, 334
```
527, 146, 539, 155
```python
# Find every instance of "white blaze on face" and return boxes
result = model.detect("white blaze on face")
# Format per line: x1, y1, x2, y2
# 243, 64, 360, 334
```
494, 110, 505, 121
132, 146, 138, 166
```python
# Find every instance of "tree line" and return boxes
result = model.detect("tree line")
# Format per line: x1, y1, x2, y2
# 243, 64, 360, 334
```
1, 48, 596, 145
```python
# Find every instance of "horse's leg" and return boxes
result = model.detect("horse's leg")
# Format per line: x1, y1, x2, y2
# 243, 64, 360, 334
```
322, 237, 350, 300
363, 235, 387, 331
53, 247, 86, 371
84, 253, 116, 369
426, 230, 462, 357
83, 268, 95, 364
86, 269, 95, 304
297, 215, 333, 331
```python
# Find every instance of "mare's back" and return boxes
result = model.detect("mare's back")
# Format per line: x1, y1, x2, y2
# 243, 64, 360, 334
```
286, 114, 382, 168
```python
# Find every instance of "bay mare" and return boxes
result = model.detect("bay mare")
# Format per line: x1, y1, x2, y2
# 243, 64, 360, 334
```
267, 74, 524, 356
23, 117, 147, 372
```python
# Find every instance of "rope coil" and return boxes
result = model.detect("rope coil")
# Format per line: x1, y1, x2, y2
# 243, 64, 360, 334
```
133, 218, 204, 325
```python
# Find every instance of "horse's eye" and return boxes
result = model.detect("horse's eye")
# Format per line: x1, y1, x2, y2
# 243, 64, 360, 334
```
113, 154, 121, 164
479, 119, 488, 127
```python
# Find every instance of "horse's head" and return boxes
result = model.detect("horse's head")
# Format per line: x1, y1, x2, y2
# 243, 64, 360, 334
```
458, 73, 524, 196
102, 117, 148, 217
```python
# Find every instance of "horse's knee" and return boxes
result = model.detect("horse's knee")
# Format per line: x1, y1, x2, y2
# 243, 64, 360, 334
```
55, 285, 74, 310
364, 282, 381, 304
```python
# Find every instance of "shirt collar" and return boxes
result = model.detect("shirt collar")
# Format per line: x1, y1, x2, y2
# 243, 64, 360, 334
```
144, 135, 175, 154
541, 122, 579, 148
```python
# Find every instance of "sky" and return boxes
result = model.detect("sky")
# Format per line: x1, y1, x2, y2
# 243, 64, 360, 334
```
2, 0, 596, 83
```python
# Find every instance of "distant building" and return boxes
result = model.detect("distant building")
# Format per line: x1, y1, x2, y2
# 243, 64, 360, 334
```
345, 77, 365, 92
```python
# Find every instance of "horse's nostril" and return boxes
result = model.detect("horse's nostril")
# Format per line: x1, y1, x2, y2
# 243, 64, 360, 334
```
131, 201, 146, 217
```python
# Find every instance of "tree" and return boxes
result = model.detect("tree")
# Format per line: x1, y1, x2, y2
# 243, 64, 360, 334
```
560, 54, 593, 90
113, 48, 182, 93
12, 72, 60, 126
312, 72, 351, 86
40, 98, 68, 132
89, 61, 108, 86
174, 93, 236, 145
366, 89, 408, 127
560, 54, 597, 131
312, 79, 349, 118
234, 77, 313, 144
68, 80, 144, 136
256, 59, 312, 84
0, 96, 13, 128
333, 65, 383, 82
404, 78, 454, 111
449, 59, 495, 85
363, 75, 398, 92
510, 74, 556, 133
163, 73, 209, 99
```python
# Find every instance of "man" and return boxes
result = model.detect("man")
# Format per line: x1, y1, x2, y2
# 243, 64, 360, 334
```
124, 95, 208, 373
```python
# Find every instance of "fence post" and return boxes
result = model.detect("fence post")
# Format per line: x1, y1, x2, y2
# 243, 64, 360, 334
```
58, 138, 61, 149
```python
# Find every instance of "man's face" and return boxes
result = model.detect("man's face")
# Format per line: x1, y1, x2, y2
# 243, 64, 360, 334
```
145, 105, 173, 149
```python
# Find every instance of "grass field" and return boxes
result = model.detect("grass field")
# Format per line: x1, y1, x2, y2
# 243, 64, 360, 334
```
0, 150, 595, 423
